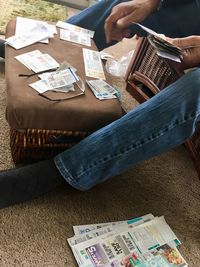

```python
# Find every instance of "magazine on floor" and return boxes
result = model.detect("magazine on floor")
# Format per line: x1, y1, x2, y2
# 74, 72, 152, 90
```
67, 214, 188, 267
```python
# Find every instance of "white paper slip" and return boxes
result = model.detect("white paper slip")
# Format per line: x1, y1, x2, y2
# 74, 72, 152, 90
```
56, 20, 94, 38
15, 17, 56, 44
52, 84, 75, 93
29, 79, 50, 94
68, 226, 114, 247
73, 214, 154, 236
69, 214, 155, 247
135, 23, 164, 38
60, 29, 91, 46
83, 48, 105, 80
47, 24, 57, 35
40, 54, 60, 72
38, 71, 57, 80
15, 50, 43, 70
15, 51, 59, 73
6, 23, 52, 49
30, 53, 59, 73
156, 50, 181, 63
73, 222, 118, 237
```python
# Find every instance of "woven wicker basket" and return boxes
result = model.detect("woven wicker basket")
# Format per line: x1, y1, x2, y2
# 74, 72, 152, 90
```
126, 37, 200, 178
125, 37, 183, 102
10, 128, 90, 164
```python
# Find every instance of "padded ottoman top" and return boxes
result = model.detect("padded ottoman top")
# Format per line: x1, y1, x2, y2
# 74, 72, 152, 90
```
5, 19, 123, 131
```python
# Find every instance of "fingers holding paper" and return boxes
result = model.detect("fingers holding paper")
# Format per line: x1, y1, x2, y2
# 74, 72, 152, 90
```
167, 36, 200, 69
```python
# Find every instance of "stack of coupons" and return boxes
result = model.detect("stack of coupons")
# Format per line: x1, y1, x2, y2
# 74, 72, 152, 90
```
67, 214, 188, 267
57, 21, 94, 47
29, 67, 78, 94
15, 50, 59, 73
87, 79, 120, 100
6, 18, 55, 49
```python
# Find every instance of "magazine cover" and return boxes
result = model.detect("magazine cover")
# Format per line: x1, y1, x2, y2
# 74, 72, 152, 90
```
71, 217, 182, 267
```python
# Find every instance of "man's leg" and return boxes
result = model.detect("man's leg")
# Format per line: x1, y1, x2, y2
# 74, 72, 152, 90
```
54, 69, 200, 190
66, 0, 200, 50
1, 69, 200, 208
141, 0, 200, 38
0, 160, 64, 209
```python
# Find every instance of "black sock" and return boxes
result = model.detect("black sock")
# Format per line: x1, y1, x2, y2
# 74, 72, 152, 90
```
0, 159, 66, 209
0, 39, 5, 58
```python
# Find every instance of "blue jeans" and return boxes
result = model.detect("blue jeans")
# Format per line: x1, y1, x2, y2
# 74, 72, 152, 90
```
55, 70, 200, 190
55, 0, 200, 190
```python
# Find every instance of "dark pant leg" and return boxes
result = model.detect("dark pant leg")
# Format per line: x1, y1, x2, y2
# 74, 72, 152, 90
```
140, 0, 200, 37
0, 39, 5, 58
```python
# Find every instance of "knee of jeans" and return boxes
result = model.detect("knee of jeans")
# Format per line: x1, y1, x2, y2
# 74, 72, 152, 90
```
190, 68, 200, 84
183, 68, 200, 96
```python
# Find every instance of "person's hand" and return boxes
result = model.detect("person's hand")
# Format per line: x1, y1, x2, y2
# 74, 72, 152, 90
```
104, 0, 160, 43
167, 36, 200, 69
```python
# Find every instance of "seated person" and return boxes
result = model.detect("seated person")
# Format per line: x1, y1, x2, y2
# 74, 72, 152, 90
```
0, 0, 200, 209
67, 0, 200, 50
0, 0, 200, 56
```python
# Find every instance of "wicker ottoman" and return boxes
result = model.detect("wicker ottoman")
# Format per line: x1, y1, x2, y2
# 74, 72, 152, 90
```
5, 19, 123, 164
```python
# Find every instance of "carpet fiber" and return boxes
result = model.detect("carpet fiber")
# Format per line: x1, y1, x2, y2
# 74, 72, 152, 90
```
0, 55, 200, 266
0, 0, 67, 34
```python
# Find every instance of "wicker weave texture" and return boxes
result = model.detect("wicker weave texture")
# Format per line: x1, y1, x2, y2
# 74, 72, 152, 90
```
10, 128, 90, 164
137, 43, 179, 90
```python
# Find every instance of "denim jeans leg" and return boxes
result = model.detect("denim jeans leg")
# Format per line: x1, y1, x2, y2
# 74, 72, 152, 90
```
55, 69, 200, 191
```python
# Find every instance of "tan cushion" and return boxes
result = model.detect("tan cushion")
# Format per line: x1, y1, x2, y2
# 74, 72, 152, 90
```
5, 19, 123, 132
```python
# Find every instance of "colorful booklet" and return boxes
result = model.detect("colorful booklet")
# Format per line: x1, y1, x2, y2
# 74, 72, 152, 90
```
67, 214, 188, 267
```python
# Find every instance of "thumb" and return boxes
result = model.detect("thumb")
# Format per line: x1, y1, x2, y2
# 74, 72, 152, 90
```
169, 36, 200, 49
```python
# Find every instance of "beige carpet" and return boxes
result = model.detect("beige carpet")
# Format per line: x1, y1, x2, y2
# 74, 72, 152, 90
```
0, 39, 200, 266
0, 0, 67, 34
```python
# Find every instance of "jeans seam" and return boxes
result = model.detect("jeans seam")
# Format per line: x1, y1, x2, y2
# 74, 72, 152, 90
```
54, 156, 87, 191
76, 111, 200, 177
